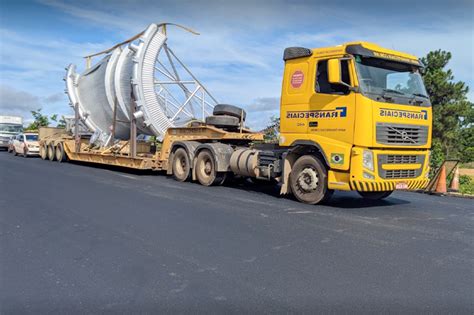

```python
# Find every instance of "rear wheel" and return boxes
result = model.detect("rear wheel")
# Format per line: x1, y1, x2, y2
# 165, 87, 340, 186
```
172, 148, 191, 182
47, 144, 56, 161
55, 143, 67, 162
358, 191, 393, 200
289, 155, 333, 204
195, 150, 226, 186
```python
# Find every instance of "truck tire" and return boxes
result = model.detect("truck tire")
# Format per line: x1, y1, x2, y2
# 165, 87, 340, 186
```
358, 191, 393, 200
55, 143, 67, 162
213, 104, 246, 121
195, 149, 226, 186
23, 147, 28, 158
289, 155, 333, 204
40, 143, 48, 160
47, 144, 56, 161
205, 115, 240, 129
172, 148, 191, 182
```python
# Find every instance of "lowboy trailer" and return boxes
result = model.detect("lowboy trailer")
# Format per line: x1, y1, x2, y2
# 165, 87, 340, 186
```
39, 40, 432, 205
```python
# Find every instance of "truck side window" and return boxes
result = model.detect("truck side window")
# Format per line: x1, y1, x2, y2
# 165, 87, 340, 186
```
315, 60, 351, 95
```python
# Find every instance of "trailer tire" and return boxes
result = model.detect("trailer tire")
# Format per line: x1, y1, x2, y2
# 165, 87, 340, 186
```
205, 115, 240, 129
358, 191, 393, 200
47, 144, 56, 161
289, 155, 333, 204
40, 143, 48, 160
195, 149, 226, 186
172, 148, 191, 182
213, 104, 246, 121
55, 143, 67, 162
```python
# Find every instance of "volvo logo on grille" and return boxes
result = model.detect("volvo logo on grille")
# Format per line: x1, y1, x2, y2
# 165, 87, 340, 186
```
400, 131, 410, 140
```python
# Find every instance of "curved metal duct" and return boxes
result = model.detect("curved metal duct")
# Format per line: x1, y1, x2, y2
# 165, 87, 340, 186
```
65, 23, 217, 145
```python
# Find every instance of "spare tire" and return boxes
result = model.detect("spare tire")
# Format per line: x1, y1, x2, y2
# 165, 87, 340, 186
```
205, 115, 240, 128
213, 104, 246, 121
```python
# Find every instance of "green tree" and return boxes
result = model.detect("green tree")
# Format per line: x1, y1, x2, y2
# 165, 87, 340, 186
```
420, 50, 473, 166
26, 109, 66, 130
263, 116, 280, 143
26, 108, 50, 130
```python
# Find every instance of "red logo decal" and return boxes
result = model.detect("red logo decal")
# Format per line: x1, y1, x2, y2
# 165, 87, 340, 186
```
290, 70, 304, 88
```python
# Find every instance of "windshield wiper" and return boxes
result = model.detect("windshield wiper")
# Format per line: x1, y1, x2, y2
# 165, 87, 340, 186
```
380, 88, 405, 101
411, 93, 429, 99
383, 88, 405, 95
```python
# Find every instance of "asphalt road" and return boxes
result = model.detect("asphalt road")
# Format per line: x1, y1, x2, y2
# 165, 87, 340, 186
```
0, 152, 473, 313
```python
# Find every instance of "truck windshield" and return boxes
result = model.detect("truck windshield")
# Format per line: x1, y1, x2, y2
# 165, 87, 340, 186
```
0, 124, 23, 134
354, 56, 430, 106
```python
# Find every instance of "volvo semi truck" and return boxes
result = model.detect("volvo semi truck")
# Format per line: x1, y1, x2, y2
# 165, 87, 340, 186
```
39, 25, 432, 204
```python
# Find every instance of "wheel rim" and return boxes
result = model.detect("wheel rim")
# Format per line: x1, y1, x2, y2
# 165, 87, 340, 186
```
173, 152, 188, 179
297, 167, 319, 192
197, 153, 215, 184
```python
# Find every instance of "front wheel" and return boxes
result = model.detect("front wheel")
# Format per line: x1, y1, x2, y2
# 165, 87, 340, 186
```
289, 155, 333, 204
358, 191, 393, 200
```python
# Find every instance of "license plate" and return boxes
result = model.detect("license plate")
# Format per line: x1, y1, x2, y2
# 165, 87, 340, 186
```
396, 182, 408, 190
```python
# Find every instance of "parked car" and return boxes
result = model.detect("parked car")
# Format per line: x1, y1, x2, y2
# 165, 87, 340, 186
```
11, 132, 39, 157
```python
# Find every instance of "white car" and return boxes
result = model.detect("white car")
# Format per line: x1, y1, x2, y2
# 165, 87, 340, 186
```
11, 133, 40, 157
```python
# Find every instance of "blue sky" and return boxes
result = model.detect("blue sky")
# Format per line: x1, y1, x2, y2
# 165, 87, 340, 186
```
0, 0, 473, 128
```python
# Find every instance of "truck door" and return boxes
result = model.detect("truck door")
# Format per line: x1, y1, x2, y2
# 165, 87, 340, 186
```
308, 58, 355, 144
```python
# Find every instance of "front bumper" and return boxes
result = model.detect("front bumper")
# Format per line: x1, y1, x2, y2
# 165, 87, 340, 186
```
349, 147, 430, 191
26, 147, 40, 155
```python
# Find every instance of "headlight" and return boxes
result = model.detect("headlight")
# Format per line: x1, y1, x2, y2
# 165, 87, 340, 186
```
363, 171, 375, 180
363, 150, 374, 171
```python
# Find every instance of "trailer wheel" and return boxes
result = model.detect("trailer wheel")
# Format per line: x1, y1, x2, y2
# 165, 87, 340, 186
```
358, 191, 393, 200
172, 148, 191, 182
40, 143, 48, 160
55, 143, 67, 162
213, 104, 246, 121
195, 149, 226, 186
47, 144, 56, 161
289, 155, 333, 204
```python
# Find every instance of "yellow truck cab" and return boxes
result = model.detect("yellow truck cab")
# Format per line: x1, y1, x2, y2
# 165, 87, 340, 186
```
278, 42, 431, 202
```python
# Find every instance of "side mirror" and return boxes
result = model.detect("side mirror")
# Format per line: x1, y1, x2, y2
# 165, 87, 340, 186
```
328, 59, 342, 84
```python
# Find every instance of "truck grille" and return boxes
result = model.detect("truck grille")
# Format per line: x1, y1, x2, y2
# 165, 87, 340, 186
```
376, 123, 428, 145
386, 155, 418, 164
385, 169, 416, 179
